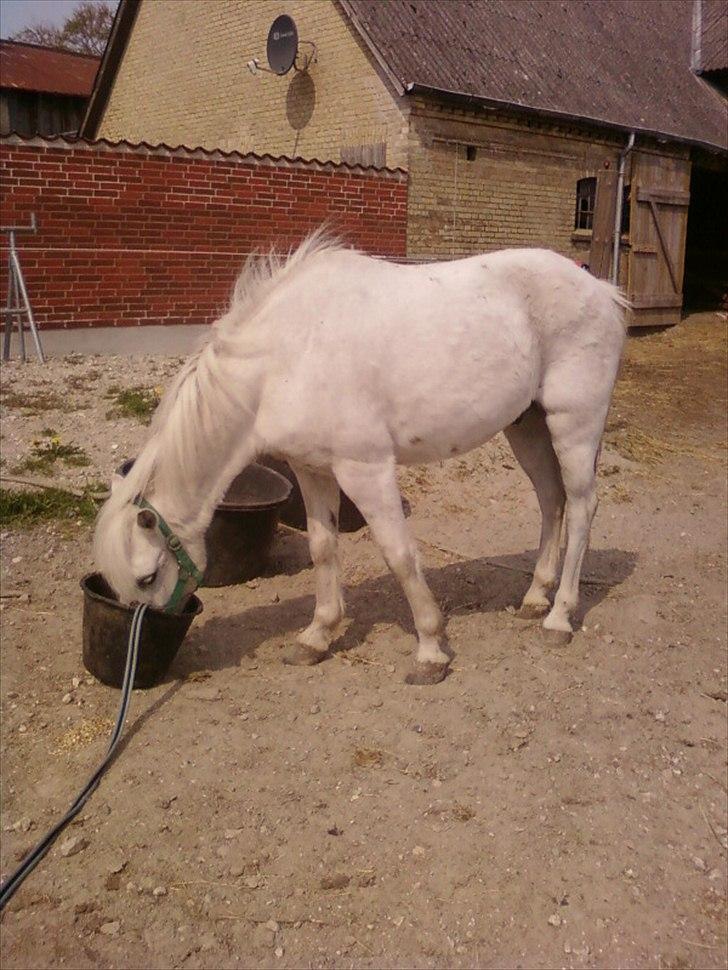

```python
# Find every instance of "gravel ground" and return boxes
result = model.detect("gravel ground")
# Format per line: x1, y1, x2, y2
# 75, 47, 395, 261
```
0, 313, 726, 970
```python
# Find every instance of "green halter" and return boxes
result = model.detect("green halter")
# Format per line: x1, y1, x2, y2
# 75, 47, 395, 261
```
133, 497, 204, 613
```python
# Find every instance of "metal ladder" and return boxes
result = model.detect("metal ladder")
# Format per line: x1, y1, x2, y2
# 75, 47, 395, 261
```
2, 213, 45, 363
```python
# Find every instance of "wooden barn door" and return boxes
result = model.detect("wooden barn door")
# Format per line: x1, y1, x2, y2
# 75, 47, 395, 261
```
588, 167, 618, 279
628, 151, 691, 327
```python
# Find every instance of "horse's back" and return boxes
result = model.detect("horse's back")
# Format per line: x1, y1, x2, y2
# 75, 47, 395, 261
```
250, 244, 626, 465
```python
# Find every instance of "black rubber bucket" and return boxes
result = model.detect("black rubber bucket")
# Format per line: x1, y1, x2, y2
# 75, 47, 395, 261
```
202, 464, 292, 587
259, 456, 366, 533
81, 572, 202, 689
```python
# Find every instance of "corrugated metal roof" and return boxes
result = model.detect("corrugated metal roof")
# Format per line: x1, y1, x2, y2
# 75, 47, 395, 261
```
0, 132, 407, 178
344, 0, 727, 151
0, 40, 100, 97
700, 0, 728, 73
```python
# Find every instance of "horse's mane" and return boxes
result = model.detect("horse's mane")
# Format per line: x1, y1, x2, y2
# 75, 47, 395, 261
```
98, 229, 348, 516
215, 227, 348, 342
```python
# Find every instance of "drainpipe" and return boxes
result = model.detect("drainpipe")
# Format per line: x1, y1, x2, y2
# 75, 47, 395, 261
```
611, 132, 635, 285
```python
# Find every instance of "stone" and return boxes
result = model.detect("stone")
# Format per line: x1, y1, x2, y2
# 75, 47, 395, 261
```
59, 835, 88, 858
11, 817, 33, 833
187, 685, 221, 701
320, 873, 350, 890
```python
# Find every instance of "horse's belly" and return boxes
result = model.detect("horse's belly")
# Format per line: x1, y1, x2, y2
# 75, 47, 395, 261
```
391, 392, 527, 463
257, 271, 538, 467
377, 300, 536, 463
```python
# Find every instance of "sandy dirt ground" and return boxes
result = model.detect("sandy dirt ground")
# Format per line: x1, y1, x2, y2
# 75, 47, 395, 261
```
0, 313, 726, 970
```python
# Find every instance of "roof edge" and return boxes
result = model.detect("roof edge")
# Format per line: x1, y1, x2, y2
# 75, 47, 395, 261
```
407, 82, 728, 155
0, 38, 101, 61
337, 0, 406, 97
0, 131, 408, 178
80, 0, 140, 139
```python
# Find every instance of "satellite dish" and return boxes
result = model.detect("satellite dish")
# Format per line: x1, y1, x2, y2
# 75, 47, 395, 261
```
267, 15, 298, 75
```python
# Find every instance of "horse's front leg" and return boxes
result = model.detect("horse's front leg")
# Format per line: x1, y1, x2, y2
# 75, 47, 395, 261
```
333, 457, 448, 685
283, 466, 344, 666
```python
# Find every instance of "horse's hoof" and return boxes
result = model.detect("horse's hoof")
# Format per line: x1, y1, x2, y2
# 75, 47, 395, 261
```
542, 628, 573, 647
282, 643, 329, 666
515, 602, 549, 621
405, 661, 449, 686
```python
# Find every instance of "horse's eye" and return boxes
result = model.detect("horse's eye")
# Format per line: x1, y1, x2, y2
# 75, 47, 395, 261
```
136, 570, 157, 589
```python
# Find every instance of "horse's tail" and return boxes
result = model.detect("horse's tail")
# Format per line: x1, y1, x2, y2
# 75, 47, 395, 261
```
593, 275, 631, 329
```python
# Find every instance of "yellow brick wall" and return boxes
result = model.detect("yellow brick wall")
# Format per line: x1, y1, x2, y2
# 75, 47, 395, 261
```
99, 6, 650, 275
407, 100, 628, 266
98, 0, 409, 168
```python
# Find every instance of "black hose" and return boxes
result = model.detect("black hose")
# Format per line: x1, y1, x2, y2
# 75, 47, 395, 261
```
0, 603, 148, 910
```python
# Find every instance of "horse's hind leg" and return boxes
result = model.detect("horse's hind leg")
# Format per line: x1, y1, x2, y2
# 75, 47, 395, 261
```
283, 466, 343, 666
333, 458, 448, 685
540, 405, 607, 644
503, 404, 565, 618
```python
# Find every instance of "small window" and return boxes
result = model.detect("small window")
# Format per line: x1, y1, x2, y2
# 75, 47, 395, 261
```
465, 145, 477, 162
574, 177, 596, 230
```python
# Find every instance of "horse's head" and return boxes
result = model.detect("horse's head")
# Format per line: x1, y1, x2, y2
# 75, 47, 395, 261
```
93, 472, 205, 611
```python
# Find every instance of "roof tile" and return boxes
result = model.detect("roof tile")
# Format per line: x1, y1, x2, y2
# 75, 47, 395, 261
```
0, 40, 99, 97
345, 0, 727, 150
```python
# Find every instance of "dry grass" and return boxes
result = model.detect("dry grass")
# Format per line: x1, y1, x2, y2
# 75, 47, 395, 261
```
452, 802, 476, 822
0, 388, 69, 414
605, 421, 723, 466
353, 747, 384, 768
607, 314, 727, 468
55, 716, 114, 753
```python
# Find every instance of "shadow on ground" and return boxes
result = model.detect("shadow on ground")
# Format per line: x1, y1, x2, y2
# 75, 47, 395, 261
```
170, 546, 637, 680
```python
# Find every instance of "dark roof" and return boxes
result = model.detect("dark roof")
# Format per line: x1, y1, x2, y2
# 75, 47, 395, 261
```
343, 0, 727, 151
0, 40, 100, 97
83, 0, 726, 152
699, 0, 728, 73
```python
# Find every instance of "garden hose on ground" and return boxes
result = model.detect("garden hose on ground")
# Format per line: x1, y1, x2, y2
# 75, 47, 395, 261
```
0, 603, 149, 910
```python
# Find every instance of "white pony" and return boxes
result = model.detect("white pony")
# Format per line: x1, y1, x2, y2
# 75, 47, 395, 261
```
94, 234, 627, 684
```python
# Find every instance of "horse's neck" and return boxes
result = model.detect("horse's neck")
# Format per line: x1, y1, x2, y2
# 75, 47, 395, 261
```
150, 344, 261, 538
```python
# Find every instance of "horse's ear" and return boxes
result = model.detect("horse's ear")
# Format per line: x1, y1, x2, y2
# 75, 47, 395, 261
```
110, 472, 125, 494
136, 508, 158, 530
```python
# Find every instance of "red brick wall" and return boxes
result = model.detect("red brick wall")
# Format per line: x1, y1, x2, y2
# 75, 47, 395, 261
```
0, 138, 407, 329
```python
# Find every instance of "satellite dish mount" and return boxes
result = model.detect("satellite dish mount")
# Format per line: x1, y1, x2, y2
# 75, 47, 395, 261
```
247, 15, 316, 76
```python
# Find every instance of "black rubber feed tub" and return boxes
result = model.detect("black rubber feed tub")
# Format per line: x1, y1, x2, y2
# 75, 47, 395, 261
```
202, 464, 292, 587
81, 572, 202, 689
259, 456, 366, 532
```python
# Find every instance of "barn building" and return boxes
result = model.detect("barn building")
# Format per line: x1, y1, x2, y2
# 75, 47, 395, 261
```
81, 0, 727, 326
0, 40, 100, 138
